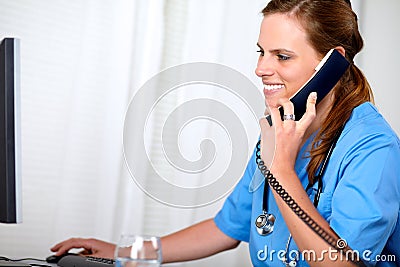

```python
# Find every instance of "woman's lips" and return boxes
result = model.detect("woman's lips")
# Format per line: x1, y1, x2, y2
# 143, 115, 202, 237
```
263, 84, 284, 96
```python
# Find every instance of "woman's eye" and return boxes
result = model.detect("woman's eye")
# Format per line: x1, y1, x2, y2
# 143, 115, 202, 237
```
277, 54, 290, 61
257, 50, 264, 57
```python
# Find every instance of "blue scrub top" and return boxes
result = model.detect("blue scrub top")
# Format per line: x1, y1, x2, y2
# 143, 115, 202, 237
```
214, 102, 400, 266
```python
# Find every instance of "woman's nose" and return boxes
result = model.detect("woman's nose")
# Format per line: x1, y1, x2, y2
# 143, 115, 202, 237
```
255, 56, 274, 77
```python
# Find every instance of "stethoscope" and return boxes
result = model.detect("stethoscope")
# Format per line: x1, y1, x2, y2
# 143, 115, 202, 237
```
255, 128, 343, 236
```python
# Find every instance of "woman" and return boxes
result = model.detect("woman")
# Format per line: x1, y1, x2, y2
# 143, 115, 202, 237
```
51, 0, 400, 266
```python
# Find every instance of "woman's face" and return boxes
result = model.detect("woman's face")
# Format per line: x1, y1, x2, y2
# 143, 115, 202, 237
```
255, 13, 321, 109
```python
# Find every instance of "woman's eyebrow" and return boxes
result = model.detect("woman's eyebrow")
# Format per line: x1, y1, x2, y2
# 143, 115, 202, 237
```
256, 43, 295, 54
269, 48, 295, 54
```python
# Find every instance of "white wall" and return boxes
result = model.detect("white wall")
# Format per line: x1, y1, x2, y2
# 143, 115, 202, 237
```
357, 0, 400, 135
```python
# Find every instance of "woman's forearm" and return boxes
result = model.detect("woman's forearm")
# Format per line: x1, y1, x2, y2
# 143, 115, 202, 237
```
161, 218, 240, 264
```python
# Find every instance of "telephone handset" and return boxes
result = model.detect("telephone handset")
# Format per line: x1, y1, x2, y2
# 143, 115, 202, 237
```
266, 48, 350, 124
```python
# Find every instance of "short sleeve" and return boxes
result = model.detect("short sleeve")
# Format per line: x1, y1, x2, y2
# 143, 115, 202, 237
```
214, 148, 257, 242
330, 130, 400, 266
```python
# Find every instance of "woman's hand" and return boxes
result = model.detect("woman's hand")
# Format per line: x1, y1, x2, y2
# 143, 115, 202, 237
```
260, 92, 317, 174
50, 238, 116, 259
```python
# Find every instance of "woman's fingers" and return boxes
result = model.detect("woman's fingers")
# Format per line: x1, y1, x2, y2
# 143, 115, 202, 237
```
269, 93, 317, 129
268, 98, 290, 127
299, 92, 317, 128
259, 115, 276, 168
51, 238, 115, 259
279, 99, 295, 120
51, 238, 86, 255
262, 92, 318, 136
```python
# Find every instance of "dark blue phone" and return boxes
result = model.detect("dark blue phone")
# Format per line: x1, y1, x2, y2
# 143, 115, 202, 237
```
266, 49, 350, 125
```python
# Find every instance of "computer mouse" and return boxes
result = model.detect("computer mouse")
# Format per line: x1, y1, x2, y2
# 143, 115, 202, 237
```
46, 253, 77, 264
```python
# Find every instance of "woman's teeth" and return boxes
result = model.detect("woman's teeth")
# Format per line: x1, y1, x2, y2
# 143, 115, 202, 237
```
264, 84, 284, 91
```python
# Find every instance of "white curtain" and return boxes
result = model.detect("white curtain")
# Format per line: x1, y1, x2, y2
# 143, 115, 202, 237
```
0, 0, 140, 256
114, 1, 266, 266
0, 1, 399, 267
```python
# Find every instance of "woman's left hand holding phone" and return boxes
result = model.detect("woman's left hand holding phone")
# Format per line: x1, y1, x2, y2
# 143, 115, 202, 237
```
260, 92, 317, 174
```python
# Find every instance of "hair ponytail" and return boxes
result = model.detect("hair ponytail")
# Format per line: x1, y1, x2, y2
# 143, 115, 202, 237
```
306, 64, 373, 182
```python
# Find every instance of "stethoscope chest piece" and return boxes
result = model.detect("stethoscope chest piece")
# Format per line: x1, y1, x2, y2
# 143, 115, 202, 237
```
255, 212, 275, 235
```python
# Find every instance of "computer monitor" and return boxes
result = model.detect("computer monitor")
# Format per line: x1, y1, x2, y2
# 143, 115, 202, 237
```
0, 37, 22, 224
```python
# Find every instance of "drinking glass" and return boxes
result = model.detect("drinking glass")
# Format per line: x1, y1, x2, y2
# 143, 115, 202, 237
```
115, 234, 162, 267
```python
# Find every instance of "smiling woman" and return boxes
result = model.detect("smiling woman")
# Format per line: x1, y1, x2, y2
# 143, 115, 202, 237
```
49, 1, 400, 267
0, 1, 399, 267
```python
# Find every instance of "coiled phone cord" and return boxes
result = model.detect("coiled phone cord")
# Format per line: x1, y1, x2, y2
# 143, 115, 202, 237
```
255, 140, 366, 267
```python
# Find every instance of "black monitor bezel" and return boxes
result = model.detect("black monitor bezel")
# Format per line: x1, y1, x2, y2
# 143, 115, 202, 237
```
0, 37, 22, 224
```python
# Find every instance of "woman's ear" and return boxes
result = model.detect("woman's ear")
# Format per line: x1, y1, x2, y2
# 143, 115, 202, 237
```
335, 46, 346, 57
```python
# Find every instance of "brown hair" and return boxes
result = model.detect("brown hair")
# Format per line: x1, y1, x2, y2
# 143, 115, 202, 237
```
262, 0, 374, 184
